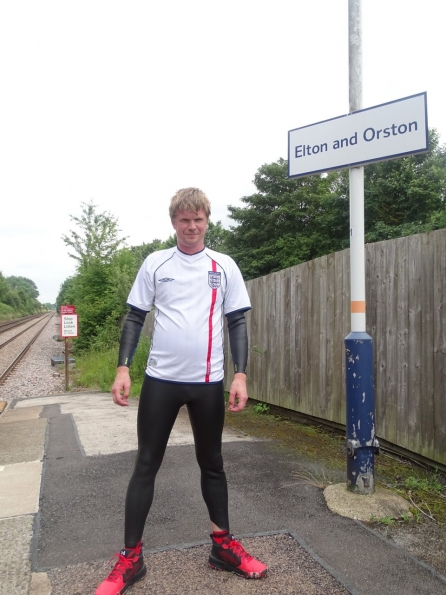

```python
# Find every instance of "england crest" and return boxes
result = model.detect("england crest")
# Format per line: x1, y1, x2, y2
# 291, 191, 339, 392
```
208, 271, 221, 289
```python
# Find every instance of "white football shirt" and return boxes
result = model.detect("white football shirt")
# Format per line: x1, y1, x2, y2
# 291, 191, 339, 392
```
127, 246, 251, 383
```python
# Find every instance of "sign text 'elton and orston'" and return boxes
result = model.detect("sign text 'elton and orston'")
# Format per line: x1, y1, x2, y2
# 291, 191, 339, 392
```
288, 93, 428, 178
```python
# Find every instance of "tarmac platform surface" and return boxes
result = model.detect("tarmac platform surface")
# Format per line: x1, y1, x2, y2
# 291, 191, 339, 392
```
1, 392, 446, 595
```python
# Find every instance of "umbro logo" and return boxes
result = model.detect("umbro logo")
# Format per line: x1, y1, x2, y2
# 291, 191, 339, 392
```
158, 278, 175, 282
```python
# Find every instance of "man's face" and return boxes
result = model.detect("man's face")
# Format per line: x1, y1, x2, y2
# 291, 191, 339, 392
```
171, 208, 208, 254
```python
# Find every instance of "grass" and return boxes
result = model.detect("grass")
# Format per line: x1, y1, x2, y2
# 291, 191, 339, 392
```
291, 467, 339, 489
226, 403, 346, 469
253, 401, 270, 414
370, 515, 395, 526
71, 335, 151, 397
0, 303, 20, 321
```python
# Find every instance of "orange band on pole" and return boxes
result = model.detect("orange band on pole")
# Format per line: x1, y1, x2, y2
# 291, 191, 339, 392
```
351, 301, 366, 313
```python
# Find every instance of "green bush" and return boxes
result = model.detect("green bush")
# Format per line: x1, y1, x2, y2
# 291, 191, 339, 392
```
73, 334, 151, 397
74, 346, 118, 392
128, 335, 152, 396
254, 401, 270, 414
0, 302, 16, 321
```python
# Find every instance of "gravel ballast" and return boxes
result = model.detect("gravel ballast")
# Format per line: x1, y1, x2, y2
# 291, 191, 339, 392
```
0, 314, 64, 402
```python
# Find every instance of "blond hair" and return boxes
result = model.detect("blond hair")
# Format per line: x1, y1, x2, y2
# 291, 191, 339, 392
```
169, 187, 211, 220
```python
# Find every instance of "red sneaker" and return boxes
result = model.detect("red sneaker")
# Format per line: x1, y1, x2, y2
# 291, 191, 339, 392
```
209, 534, 268, 579
95, 542, 147, 595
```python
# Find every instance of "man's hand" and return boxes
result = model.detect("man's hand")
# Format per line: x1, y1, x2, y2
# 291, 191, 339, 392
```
111, 366, 131, 406
228, 373, 248, 412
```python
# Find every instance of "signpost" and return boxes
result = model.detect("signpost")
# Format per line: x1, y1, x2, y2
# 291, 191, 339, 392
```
287, 0, 429, 494
343, 0, 377, 495
60, 305, 78, 391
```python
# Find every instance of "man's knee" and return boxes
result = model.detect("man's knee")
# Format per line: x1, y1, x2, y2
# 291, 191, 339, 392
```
196, 452, 224, 474
133, 448, 164, 477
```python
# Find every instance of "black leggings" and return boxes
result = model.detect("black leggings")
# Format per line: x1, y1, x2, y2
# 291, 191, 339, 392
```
124, 376, 229, 547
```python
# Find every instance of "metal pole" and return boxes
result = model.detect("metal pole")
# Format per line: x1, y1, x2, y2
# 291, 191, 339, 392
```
345, 0, 379, 494
65, 337, 69, 391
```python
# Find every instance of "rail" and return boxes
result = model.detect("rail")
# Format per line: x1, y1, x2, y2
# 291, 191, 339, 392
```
0, 313, 47, 335
0, 315, 52, 350
0, 313, 54, 386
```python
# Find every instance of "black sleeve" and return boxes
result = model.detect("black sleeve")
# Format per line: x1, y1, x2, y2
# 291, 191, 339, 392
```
226, 310, 248, 375
117, 307, 147, 367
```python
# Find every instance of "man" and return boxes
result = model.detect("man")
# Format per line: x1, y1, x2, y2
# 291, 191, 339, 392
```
95, 188, 267, 595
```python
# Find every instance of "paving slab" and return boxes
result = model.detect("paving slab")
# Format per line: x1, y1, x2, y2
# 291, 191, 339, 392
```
29, 572, 51, 595
0, 405, 43, 423
0, 516, 34, 595
0, 460, 43, 517
0, 417, 47, 465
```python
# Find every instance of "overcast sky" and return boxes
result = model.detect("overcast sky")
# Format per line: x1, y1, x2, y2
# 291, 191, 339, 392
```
1, 0, 445, 304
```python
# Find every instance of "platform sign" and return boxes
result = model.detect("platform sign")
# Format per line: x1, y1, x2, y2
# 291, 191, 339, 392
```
288, 92, 428, 178
60, 305, 76, 315
60, 314, 78, 338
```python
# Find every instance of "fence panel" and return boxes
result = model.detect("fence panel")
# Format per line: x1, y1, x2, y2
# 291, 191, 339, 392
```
230, 229, 446, 466
433, 233, 446, 463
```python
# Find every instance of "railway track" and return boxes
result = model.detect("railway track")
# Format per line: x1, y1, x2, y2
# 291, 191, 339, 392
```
0, 315, 51, 351
0, 313, 45, 334
0, 312, 54, 386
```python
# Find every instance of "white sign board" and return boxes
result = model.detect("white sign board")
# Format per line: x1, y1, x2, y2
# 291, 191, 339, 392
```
60, 314, 78, 338
288, 92, 428, 178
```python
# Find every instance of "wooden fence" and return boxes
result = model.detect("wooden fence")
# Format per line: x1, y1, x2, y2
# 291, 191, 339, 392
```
225, 229, 446, 466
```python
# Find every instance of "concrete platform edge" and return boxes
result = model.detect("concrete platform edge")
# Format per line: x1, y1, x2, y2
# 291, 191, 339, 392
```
353, 519, 446, 586
287, 531, 361, 595
30, 415, 51, 573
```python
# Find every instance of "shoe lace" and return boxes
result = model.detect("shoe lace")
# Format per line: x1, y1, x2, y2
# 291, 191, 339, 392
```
226, 538, 253, 562
107, 552, 134, 582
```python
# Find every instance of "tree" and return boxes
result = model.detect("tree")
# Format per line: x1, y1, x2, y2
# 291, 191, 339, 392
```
160, 234, 177, 249
224, 130, 446, 280
3, 276, 41, 313
56, 277, 77, 312
331, 128, 446, 243
59, 203, 132, 350
204, 220, 230, 251
131, 239, 165, 269
62, 201, 128, 267
6, 276, 39, 299
0, 272, 10, 304
225, 159, 349, 279
364, 129, 445, 234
